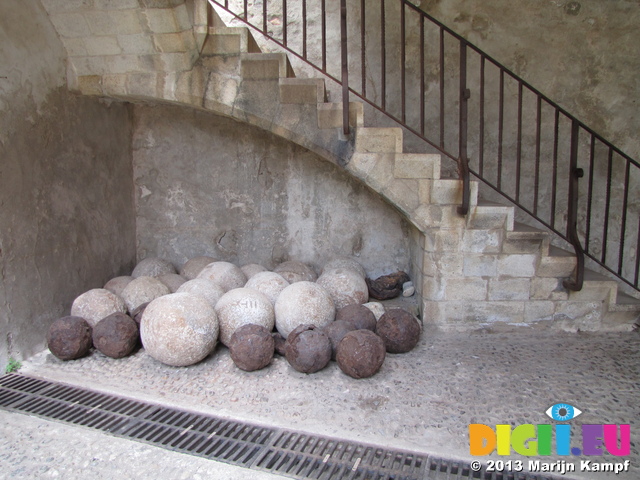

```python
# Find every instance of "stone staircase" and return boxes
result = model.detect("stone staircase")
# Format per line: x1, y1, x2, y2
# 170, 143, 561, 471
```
46, 0, 640, 332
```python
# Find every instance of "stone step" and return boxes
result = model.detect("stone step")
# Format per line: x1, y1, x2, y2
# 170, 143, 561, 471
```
317, 102, 364, 129
503, 222, 550, 255
431, 179, 478, 207
536, 246, 576, 278
279, 78, 325, 104
567, 269, 618, 303
202, 26, 261, 56
240, 53, 294, 80
394, 154, 441, 180
354, 127, 403, 153
466, 201, 513, 230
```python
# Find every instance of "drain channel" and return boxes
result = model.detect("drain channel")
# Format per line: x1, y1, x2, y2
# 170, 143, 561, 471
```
0, 374, 564, 480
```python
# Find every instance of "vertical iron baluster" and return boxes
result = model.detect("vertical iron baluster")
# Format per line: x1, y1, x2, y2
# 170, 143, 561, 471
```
585, 134, 595, 254
563, 119, 584, 291
283, 0, 287, 47
497, 69, 504, 190
533, 96, 541, 216
302, 0, 307, 59
551, 108, 559, 230
635, 218, 640, 288
420, 15, 425, 136
457, 40, 470, 216
618, 158, 631, 275
243, 0, 247, 20
361, 0, 366, 96
321, 0, 326, 72
516, 81, 523, 203
341, 0, 350, 136
262, 0, 267, 33
602, 147, 613, 264
400, 1, 406, 123
439, 28, 444, 148
479, 55, 485, 177
381, 0, 386, 110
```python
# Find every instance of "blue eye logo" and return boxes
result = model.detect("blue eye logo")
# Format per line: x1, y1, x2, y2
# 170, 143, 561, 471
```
545, 403, 582, 422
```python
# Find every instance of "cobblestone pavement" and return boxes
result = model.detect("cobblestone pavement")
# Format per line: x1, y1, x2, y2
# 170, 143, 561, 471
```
2, 327, 638, 479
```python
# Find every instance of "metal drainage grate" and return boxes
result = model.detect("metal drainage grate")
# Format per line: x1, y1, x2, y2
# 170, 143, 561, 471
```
0, 374, 565, 480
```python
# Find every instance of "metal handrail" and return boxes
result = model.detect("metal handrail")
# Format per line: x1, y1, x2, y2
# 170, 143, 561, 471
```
207, 0, 640, 293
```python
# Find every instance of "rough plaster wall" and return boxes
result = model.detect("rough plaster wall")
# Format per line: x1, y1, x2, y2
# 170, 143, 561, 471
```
0, 0, 136, 368
133, 104, 411, 278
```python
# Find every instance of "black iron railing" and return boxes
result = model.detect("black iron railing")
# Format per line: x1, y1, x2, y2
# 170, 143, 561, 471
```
207, 0, 640, 293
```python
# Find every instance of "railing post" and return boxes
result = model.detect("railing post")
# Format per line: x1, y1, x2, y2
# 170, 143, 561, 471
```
563, 119, 585, 291
457, 40, 470, 215
340, 0, 350, 136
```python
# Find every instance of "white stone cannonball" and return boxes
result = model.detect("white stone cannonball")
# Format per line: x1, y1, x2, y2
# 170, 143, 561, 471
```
240, 263, 268, 280
71, 288, 127, 328
140, 292, 219, 367
158, 273, 187, 293
197, 261, 247, 292
316, 267, 369, 310
245, 272, 290, 306
121, 276, 170, 313
103, 276, 133, 297
273, 260, 317, 283
180, 256, 217, 280
176, 278, 225, 309
321, 257, 366, 278
214, 288, 275, 346
363, 302, 386, 321
275, 281, 335, 339
131, 257, 176, 278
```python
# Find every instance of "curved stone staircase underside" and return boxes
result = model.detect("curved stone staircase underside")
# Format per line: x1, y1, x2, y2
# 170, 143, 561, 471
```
42, 0, 640, 332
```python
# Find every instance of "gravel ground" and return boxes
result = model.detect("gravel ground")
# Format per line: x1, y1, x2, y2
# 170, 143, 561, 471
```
2, 327, 638, 479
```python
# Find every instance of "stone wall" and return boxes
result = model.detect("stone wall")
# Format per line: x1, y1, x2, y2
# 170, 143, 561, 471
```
132, 103, 413, 278
0, 0, 136, 368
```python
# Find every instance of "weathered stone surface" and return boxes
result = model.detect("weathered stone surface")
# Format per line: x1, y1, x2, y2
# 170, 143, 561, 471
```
284, 324, 332, 374
103, 276, 133, 297
317, 268, 369, 310
335, 304, 376, 331
323, 320, 356, 360
240, 263, 268, 279
366, 272, 410, 300
140, 292, 219, 367
47, 316, 93, 361
71, 288, 127, 327
363, 302, 385, 320
158, 273, 186, 292
176, 278, 225, 309
376, 309, 421, 353
197, 261, 247, 292
273, 260, 317, 283
336, 330, 386, 379
214, 288, 275, 346
274, 281, 335, 338
244, 271, 289, 305
179, 256, 217, 280
132, 257, 176, 278
92, 312, 139, 359
321, 257, 366, 278
121, 276, 170, 313
229, 324, 274, 371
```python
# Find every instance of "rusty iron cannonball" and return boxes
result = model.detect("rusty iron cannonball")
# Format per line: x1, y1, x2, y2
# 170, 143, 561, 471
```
92, 312, 139, 359
336, 304, 377, 331
229, 324, 275, 372
376, 308, 421, 353
131, 302, 149, 325
47, 316, 93, 361
272, 332, 287, 356
284, 324, 332, 374
336, 330, 386, 379
323, 320, 356, 360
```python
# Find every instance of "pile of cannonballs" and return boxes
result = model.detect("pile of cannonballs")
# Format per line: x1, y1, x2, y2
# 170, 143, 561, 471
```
47, 256, 421, 379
